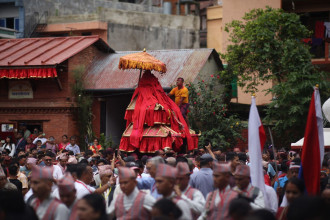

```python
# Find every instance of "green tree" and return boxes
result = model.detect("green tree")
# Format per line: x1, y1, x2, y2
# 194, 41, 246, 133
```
222, 7, 330, 147
187, 74, 244, 150
71, 65, 94, 150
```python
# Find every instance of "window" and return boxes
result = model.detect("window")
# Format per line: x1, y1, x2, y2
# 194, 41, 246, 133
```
0, 17, 19, 30
6, 18, 14, 29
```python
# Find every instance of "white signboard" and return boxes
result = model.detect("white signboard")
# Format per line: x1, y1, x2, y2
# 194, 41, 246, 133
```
8, 81, 33, 99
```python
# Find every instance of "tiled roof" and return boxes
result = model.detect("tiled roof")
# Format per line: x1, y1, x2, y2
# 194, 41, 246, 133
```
84, 49, 222, 89
0, 35, 113, 67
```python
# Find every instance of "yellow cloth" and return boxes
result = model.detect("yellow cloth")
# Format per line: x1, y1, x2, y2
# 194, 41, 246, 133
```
169, 86, 189, 105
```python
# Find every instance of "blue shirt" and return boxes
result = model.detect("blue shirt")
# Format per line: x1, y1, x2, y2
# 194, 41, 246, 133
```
65, 144, 80, 155
189, 168, 214, 198
274, 175, 288, 191
137, 177, 162, 199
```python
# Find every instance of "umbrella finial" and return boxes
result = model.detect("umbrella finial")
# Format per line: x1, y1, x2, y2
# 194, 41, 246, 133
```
143, 48, 146, 52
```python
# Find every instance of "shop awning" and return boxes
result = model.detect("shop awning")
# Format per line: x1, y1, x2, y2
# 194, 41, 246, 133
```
0, 68, 57, 79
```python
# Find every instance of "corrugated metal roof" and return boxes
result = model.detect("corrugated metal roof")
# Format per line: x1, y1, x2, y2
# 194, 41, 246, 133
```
84, 49, 222, 89
0, 35, 113, 67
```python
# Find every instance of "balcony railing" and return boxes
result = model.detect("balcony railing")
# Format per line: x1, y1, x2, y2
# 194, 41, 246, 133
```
303, 38, 330, 64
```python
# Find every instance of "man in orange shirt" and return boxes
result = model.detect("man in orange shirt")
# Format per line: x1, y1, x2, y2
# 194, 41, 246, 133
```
168, 77, 189, 119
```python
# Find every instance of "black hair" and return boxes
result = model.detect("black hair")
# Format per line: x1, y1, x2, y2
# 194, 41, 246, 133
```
135, 160, 144, 169
155, 150, 164, 156
177, 77, 184, 82
287, 196, 329, 220
5, 136, 15, 145
245, 209, 276, 220
141, 155, 148, 165
238, 153, 247, 163
285, 177, 305, 194
76, 163, 88, 179
18, 155, 26, 161
81, 194, 107, 220
8, 164, 18, 176
176, 157, 188, 165
280, 161, 288, 173
97, 159, 108, 165
292, 158, 301, 165
68, 151, 74, 156
153, 198, 182, 219
0, 189, 27, 216
45, 151, 55, 158
86, 150, 93, 157
70, 136, 76, 140
226, 152, 238, 161
66, 164, 78, 175
228, 198, 251, 218
79, 159, 88, 164
62, 134, 68, 138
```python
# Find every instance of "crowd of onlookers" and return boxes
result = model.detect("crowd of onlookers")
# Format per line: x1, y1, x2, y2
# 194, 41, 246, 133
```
0, 124, 330, 220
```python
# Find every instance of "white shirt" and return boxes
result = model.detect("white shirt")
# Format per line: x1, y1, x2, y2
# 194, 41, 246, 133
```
33, 137, 47, 145
265, 184, 278, 214
107, 187, 155, 215
52, 165, 63, 180
181, 185, 205, 216
193, 167, 199, 173
198, 186, 233, 220
161, 191, 192, 220
75, 180, 95, 199
24, 188, 34, 202
33, 196, 69, 220
3, 143, 15, 157
233, 184, 265, 209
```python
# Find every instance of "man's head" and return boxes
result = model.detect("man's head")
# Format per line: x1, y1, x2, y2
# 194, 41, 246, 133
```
43, 152, 55, 166
289, 164, 300, 178
76, 163, 93, 184
155, 164, 177, 196
8, 164, 19, 177
99, 165, 113, 185
213, 162, 231, 189
226, 152, 240, 170
146, 156, 165, 178
70, 136, 76, 145
176, 77, 184, 87
176, 162, 190, 191
118, 167, 137, 196
212, 147, 222, 157
26, 157, 37, 170
18, 155, 27, 166
16, 131, 23, 139
58, 173, 76, 208
155, 150, 165, 158
49, 136, 55, 144
200, 153, 214, 168
19, 123, 27, 131
30, 165, 54, 199
59, 154, 68, 168
234, 165, 251, 190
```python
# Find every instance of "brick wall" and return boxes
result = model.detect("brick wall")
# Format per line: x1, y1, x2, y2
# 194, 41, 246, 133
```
235, 128, 248, 151
0, 44, 104, 146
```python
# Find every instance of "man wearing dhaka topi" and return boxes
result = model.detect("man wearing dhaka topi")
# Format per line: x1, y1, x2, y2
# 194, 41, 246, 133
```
168, 77, 189, 119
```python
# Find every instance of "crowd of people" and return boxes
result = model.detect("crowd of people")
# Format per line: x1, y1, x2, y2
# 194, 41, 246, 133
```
0, 125, 330, 220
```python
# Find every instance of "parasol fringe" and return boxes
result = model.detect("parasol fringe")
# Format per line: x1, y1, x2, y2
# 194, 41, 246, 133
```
118, 56, 167, 73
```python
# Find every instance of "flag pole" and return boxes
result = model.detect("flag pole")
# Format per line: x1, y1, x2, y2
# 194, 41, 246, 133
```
267, 126, 279, 186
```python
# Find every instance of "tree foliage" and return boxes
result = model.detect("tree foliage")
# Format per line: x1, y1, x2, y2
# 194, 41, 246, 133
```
71, 65, 94, 150
222, 7, 330, 147
187, 74, 244, 150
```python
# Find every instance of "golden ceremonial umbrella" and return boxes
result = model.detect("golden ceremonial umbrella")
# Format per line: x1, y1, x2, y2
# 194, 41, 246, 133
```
118, 49, 167, 80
